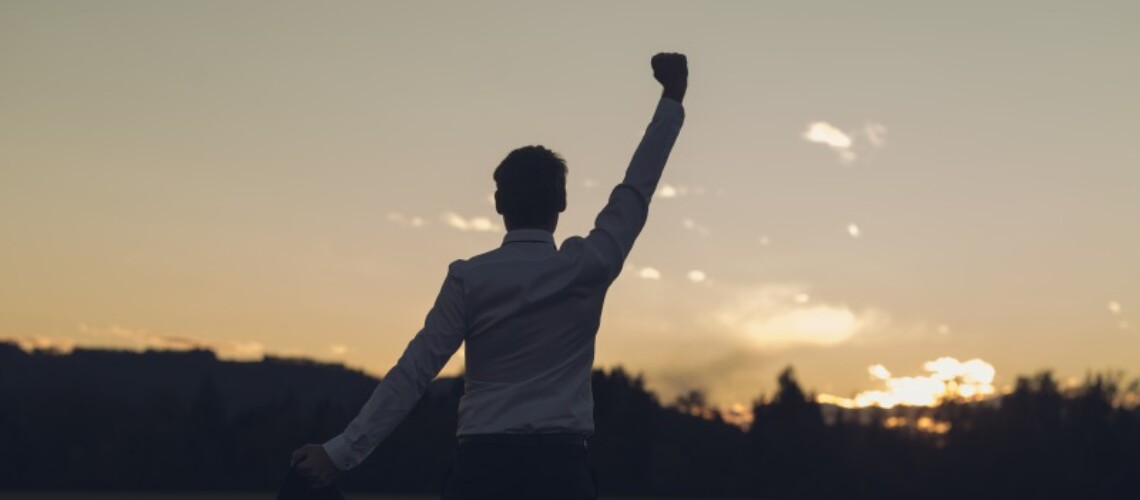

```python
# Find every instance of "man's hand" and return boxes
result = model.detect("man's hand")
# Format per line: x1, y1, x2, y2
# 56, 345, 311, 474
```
652, 52, 688, 103
291, 444, 341, 488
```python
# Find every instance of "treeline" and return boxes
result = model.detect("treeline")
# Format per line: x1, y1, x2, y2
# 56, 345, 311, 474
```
1, 342, 1137, 498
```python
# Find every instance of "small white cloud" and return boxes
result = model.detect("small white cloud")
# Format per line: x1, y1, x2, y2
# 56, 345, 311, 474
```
1108, 301, 1122, 314
803, 121, 853, 149
470, 217, 495, 231
847, 223, 861, 238
681, 217, 712, 236
656, 182, 700, 199
758, 236, 771, 246
389, 212, 427, 228
387, 212, 428, 228
443, 212, 468, 230
864, 122, 888, 148
442, 211, 502, 233
687, 270, 707, 283
804, 120, 889, 165
638, 267, 662, 280
938, 324, 951, 335
330, 344, 348, 356
794, 293, 810, 304
804, 121, 857, 164
868, 364, 892, 381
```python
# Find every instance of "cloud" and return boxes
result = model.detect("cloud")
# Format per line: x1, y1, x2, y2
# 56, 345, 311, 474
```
802, 121, 856, 165
681, 217, 712, 236
818, 357, 997, 409
386, 212, 427, 228
330, 344, 349, 356
687, 270, 708, 283
638, 267, 662, 280
1108, 301, 1133, 331
803, 120, 890, 165
76, 323, 265, 361
868, 364, 892, 380
803, 121, 853, 149
847, 223, 861, 238
441, 211, 502, 233
655, 182, 704, 199
717, 285, 886, 348
864, 121, 888, 148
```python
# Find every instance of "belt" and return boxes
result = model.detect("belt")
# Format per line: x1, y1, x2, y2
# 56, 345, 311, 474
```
457, 433, 588, 448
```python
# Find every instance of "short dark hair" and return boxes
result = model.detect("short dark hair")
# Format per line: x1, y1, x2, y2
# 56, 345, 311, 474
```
493, 145, 568, 228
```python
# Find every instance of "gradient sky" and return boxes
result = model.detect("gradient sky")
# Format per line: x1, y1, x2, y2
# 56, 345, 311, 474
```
3, 0, 1138, 407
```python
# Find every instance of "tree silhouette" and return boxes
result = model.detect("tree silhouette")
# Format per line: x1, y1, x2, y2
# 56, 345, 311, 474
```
0, 341, 1137, 498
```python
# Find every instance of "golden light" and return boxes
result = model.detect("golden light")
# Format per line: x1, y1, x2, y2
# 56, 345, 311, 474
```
915, 416, 951, 434
818, 357, 997, 409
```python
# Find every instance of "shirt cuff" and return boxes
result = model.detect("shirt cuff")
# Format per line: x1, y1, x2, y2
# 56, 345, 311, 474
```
658, 96, 685, 117
321, 433, 356, 472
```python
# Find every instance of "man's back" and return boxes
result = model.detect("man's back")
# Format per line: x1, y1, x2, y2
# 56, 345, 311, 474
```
455, 95, 685, 437
291, 54, 688, 499
458, 230, 604, 435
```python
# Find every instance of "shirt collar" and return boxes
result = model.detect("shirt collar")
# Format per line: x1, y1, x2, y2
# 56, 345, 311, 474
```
502, 228, 555, 246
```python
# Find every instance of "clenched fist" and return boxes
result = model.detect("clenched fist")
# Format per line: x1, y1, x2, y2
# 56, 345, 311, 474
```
652, 52, 688, 103
291, 443, 340, 488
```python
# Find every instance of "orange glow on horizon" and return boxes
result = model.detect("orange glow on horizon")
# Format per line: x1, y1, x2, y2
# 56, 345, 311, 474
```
818, 357, 997, 409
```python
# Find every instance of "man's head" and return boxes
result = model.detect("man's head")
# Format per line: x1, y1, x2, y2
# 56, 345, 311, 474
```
493, 145, 568, 231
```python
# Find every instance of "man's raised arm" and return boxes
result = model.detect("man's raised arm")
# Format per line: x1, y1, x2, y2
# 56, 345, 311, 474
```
584, 53, 688, 280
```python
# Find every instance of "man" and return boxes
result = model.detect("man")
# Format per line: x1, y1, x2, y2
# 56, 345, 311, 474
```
291, 52, 687, 499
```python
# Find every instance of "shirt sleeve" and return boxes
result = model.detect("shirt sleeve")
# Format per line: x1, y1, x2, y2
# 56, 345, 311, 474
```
321, 261, 467, 471
584, 97, 685, 281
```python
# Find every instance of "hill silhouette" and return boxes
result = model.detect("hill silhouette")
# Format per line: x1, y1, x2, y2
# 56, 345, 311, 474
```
1, 341, 1137, 498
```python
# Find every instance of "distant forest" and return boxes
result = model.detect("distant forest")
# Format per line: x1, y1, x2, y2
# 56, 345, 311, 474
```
1, 342, 1137, 498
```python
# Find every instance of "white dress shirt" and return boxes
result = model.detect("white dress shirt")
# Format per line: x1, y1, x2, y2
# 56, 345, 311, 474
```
323, 97, 685, 471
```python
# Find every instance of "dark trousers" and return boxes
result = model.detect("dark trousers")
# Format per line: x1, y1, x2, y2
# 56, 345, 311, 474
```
441, 435, 598, 500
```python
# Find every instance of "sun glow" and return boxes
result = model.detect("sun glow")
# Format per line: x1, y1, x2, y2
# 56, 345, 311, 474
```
818, 357, 997, 409
883, 416, 951, 434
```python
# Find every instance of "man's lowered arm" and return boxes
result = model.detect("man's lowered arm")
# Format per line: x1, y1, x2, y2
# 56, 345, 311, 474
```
292, 262, 466, 486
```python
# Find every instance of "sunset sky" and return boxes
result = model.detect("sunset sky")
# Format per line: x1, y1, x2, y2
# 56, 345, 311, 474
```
3, 0, 1138, 408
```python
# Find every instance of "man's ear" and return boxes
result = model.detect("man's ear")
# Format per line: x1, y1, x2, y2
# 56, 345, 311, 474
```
494, 190, 504, 215
557, 187, 567, 213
